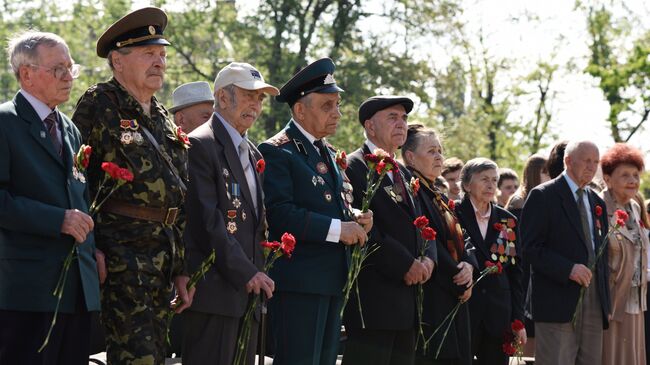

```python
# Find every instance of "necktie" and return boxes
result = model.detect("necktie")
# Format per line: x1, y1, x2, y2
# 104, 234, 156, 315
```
44, 111, 62, 157
239, 139, 258, 213
314, 139, 335, 181
576, 188, 595, 265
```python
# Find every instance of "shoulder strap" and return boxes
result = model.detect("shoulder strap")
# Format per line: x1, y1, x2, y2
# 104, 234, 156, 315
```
139, 124, 187, 194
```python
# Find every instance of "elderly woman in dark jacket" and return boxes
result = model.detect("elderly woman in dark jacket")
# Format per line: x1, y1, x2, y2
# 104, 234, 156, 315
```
454, 158, 526, 365
402, 124, 477, 365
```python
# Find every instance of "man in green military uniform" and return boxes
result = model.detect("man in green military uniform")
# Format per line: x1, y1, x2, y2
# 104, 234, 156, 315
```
72, 7, 191, 365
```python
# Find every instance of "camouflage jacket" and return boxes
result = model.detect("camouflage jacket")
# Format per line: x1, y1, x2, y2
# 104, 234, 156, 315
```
72, 78, 188, 276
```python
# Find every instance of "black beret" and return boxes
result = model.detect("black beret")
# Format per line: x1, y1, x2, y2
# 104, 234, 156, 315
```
358, 96, 414, 126
96, 7, 170, 58
276, 58, 344, 107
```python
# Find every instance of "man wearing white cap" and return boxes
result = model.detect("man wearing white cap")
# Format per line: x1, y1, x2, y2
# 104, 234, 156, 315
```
169, 81, 214, 134
182, 62, 279, 365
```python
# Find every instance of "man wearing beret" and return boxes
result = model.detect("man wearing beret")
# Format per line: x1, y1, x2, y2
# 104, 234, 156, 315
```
72, 7, 191, 364
169, 81, 214, 134
182, 62, 278, 365
342, 96, 437, 365
259, 58, 372, 365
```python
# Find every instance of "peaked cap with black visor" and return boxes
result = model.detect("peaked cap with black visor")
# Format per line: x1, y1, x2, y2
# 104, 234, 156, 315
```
96, 7, 170, 58
275, 58, 344, 107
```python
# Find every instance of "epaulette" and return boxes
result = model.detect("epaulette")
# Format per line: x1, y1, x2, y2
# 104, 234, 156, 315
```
266, 130, 290, 146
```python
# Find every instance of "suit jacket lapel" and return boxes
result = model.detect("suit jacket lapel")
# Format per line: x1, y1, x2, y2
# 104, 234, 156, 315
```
60, 113, 75, 172
212, 117, 256, 214
15, 93, 63, 167
287, 123, 337, 190
459, 197, 490, 259
483, 203, 500, 254
246, 139, 265, 220
558, 178, 588, 246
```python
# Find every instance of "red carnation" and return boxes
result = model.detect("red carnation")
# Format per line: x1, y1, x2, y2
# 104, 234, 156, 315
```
595, 205, 603, 217
101, 162, 120, 179
336, 150, 348, 170
496, 261, 503, 274
511, 319, 525, 332
615, 209, 629, 223
261, 240, 281, 250
176, 126, 190, 146
421, 227, 437, 241
280, 232, 296, 257
413, 216, 430, 229
502, 341, 517, 356
493, 222, 504, 231
448, 200, 455, 210
375, 160, 387, 174
410, 177, 420, 195
256, 159, 265, 174
81, 145, 92, 169
117, 167, 134, 182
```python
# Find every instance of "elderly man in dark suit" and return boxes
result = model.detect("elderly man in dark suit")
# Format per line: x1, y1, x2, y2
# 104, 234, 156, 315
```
259, 58, 372, 365
521, 140, 610, 365
0, 31, 100, 364
343, 96, 437, 365
182, 62, 279, 365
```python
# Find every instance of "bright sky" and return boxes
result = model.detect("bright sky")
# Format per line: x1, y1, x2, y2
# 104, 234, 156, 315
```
135, 0, 649, 157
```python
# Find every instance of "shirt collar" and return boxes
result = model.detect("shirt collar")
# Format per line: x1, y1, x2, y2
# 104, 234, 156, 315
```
20, 89, 55, 121
215, 111, 245, 150
292, 119, 318, 145
470, 198, 491, 221
364, 139, 396, 159
562, 171, 582, 199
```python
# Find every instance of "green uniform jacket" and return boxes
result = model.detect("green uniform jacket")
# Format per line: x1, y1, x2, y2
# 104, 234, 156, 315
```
0, 92, 100, 313
258, 120, 354, 296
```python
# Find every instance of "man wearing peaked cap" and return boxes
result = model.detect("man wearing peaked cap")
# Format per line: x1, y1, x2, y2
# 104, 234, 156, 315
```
72, 7, 192, 365
343, 95, 436, 365
258, 58, 373, 365
181, 61, 278, 365
170, 81, 214, 133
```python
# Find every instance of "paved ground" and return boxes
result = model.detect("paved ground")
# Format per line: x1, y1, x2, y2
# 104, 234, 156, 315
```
88, 354, 534, 364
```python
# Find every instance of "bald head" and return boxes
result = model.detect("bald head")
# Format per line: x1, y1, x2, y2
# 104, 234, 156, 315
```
564, 140, 599, 188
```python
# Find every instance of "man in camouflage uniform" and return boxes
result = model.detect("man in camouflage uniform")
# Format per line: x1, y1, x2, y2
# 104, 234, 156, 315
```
71, 7, 191, 364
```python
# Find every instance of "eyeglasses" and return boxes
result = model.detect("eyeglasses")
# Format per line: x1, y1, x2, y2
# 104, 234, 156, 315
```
29, 63, 81, 79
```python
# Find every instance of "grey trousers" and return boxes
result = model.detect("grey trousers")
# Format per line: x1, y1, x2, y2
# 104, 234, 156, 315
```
182, 310, 259, 365
535, 283, 603, 365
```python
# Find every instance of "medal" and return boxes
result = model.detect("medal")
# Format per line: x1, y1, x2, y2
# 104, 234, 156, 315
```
316, 162, 328, 174
227, 210, 237, 219
317, 176, 325, 185
345, 192, 354, 203
40, 131, 46, 138
312, 176, 318, 186
324, 191, 332, 202
120, 131, 133, 145
232, 198, 241, 209
231, 183, 241, 208
242, 211, 247, 221
227, 221, 237, 234
133, 131, 144, 145
223, 168, 230, 178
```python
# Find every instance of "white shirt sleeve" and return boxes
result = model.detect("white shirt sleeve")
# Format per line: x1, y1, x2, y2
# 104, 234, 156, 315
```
326, 218, 342, 243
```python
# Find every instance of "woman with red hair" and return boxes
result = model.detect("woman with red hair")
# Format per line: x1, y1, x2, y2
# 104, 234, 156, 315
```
600, 143, 648, 365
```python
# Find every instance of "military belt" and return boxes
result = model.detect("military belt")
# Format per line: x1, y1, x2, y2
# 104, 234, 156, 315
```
103, 200, 179, 226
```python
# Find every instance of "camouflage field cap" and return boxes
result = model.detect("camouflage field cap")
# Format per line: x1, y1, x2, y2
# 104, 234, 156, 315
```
96, 7, 170, 58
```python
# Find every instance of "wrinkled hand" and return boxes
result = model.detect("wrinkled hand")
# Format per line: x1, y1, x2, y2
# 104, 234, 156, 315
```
453, 261, 473, 287
340, 221, 368, 247
170, 275, 195, 314
569, 264, 592, 287
404, 259, 428, 286
245, 272, 275, 299
419, 256, 435, 283
353, 209, 373, 233
459, 286, 472, 303
95, 249, 106, 284
61, 209, 93, 243
515, 328, 527, 346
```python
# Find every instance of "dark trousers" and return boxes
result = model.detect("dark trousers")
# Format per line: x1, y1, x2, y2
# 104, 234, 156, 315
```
471, 325, 507, 365
182, 310, 259, 365
343, 328, 415, 365
270, 291, 342, 365
0, 309, 91, 365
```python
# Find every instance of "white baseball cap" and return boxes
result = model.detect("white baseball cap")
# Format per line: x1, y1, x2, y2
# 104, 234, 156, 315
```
214, 62, 279, 96
169, 81, 214, 113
